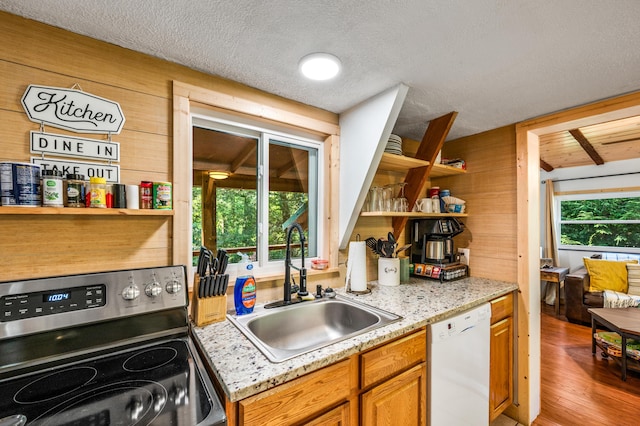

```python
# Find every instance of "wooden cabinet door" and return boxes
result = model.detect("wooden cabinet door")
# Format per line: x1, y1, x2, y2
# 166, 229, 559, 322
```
490, 316, 513, 422
304, 402, 351, 426
361, 362, 427, 426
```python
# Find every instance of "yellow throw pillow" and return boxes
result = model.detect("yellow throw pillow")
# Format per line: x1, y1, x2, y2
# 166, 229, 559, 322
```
584, 258, 639, 293
628, 264, 640, 296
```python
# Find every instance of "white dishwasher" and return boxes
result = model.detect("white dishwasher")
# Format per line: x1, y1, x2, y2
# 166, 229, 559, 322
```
428, 303, 491, 426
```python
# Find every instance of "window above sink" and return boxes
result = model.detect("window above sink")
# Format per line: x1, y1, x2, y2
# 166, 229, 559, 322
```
191, 115, 326, 276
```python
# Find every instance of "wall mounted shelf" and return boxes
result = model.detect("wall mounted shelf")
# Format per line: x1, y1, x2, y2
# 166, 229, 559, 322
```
0, 207, 174, 216
361, 212, 467, 218
378, 152, 467, 178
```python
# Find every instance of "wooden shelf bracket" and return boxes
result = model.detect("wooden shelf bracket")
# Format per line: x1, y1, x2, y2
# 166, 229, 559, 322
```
392, 111, 458, 239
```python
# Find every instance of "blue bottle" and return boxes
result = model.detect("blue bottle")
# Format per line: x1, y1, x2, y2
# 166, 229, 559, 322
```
234, 253, 256, 315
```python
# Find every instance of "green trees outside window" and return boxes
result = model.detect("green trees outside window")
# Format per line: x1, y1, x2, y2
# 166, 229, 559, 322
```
559, 196, 640, 248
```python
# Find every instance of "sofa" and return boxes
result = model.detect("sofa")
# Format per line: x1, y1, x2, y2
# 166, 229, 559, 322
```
565, 253, 640, 325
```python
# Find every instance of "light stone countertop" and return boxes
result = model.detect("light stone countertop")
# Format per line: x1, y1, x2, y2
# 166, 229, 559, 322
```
191, 276, 518, 402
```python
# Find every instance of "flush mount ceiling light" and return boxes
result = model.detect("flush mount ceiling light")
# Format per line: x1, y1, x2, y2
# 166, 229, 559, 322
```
208, 171, 229, 180
299, 53, 341, 81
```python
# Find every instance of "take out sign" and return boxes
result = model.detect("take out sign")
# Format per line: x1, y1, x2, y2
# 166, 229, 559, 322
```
21, 85, 125, 134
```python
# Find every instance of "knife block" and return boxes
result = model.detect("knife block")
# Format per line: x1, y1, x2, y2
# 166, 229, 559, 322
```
192, 274, 227, 327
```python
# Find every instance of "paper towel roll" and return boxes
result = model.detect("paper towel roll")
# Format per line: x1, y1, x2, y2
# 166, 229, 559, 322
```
125, 185, 139, 209
346, 241, 367, 292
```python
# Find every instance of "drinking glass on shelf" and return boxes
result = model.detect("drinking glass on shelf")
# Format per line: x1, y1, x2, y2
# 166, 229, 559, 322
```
362, 189, 370, 212
369, 186, 382, 212
382, 185, 394, 212
397, 182, 408, 212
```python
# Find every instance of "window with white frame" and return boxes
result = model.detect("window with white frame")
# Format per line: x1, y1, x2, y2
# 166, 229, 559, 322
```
557, 191, 640, 252
191, 116, 323, 274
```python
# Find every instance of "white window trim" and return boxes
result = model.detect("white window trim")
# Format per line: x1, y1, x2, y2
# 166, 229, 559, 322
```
191, 113, 325, 278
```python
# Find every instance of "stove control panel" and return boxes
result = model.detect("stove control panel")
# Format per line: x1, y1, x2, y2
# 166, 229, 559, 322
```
0, 265, 188, 339
2, 284, 106, 322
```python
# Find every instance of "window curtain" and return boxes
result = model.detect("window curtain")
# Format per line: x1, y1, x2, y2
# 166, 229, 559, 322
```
543, 178, 560, 304
544, 179, 559, 265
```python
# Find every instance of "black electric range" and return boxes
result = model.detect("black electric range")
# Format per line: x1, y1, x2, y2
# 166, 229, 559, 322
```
0, 266, 226, 426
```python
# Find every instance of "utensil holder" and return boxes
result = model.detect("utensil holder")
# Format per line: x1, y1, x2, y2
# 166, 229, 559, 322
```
192, 273, 227, 326
378, 258, 400, 286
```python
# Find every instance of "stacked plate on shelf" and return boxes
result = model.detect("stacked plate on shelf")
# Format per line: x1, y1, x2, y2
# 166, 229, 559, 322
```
384, 134, 403, 155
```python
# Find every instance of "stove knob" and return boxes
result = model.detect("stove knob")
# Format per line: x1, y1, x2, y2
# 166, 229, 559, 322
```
145, 282, 163, 298
122, 284, 140, 300
165, 279, 183, 294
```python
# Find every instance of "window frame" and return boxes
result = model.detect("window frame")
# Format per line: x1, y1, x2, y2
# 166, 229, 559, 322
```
556, 190, 640, 254
191, 114, 325, 276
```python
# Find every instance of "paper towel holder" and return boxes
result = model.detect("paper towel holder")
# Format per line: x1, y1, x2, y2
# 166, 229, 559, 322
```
345, 255, 371, 295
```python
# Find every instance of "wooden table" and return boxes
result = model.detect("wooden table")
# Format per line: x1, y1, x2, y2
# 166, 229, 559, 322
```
589, 307, 640, 381
540, 266, 569, 316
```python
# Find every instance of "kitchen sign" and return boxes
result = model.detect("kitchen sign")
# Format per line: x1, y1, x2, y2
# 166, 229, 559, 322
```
32, 157, 120, 183
21, 85, 125, 134
30, 131, 120, 161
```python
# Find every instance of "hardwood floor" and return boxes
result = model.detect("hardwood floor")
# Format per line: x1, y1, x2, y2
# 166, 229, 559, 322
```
533, 303, 640, 425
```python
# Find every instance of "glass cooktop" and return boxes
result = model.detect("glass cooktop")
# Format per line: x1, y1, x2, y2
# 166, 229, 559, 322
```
0, 339, 219, 426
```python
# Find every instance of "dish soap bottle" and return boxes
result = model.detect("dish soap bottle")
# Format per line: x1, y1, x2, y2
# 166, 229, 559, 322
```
234, 253, 256, 315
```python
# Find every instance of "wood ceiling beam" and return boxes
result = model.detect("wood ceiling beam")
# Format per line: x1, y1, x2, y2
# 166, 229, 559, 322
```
231, 144, 257, 173
568, 128, 604, 165
540, 159, 554, 172
602, 136, 640, 145
392, 111, 458, 239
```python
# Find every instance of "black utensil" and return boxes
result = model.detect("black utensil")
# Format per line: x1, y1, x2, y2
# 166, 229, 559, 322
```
209, 257, 219, 276
221, 275, 229, 294
219, 253, 229, 274
213, 275, 221, 296
395, 243, 412, 257
388, 231, 396, 245
384, 241, 395, 258
202, 276, 210, 298
379, 240, 388, 258
198, 276, 206, 298
197, 247, 207, 277
211, 276, 217, 297
216, 249, 228, 274
364, 237, 380, 254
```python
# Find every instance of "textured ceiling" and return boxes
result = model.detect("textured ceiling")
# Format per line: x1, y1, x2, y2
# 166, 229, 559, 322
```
2, 0, 640, 143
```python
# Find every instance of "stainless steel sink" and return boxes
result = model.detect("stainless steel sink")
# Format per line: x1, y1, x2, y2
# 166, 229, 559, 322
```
227, 296, 401, 362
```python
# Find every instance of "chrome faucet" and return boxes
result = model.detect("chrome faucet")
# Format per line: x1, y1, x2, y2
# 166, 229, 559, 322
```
283, 223, 308, 303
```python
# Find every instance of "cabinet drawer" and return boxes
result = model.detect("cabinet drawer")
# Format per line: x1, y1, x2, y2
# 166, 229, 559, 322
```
360, 328, 426, 389
239, 358, 355, 426
490, 292, 514, 324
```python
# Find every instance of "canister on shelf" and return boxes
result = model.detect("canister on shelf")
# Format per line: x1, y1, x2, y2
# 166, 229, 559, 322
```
65, 174, 85, 208
153, 182, 172, 209
140, 181, 153, 209
89, 177, 107, 208
106, 184, 114, 208
112, 184, 127, 208
42, 169, 64, 207
0, 162, 41, 206
125, 184, 139, 209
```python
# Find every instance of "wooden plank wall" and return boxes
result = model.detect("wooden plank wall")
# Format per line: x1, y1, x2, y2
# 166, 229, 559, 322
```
0, 11, 336, 281
433, 125, 518, 282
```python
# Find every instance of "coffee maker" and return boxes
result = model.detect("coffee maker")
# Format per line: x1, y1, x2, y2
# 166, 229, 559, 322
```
411, 218, 464, 264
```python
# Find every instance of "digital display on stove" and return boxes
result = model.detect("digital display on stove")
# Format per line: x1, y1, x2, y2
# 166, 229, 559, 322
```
43, 292, 71, 303
2, 284, 106, 322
